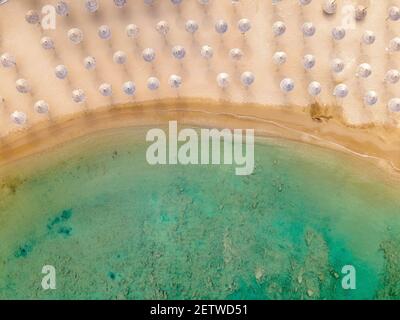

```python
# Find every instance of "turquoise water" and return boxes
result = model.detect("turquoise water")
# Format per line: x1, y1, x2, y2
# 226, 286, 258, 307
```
0, 126, 399, 300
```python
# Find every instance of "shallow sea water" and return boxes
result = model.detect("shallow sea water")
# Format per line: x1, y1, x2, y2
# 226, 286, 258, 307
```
0, 126, 399, 300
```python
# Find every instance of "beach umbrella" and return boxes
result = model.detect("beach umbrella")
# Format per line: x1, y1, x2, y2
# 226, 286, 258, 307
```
273, 51, 287, 65
215, 20, 228, 34
387, 37, 400, 52
0, 53, 16, 68
364, 91, 378, 106
114, 0, 127, 7
272, 21, 286, 36
185, 20, 199, 34
333, 84, 349, 98
25, 10, 40, 24
156, 21, 170, 36
41, 37, 55, 50
303, 54, 316, 70
229, 48, 243, 61
68, 28, 84, 44
10, 111, 27, 125
388, 98, 400, 112
170, 0, 183, 5
238, 18, 251, 34
98, 25, 112, 40
144, 0, 155, 5
16, 79, 30, 94
332, 26, 346, 40
172, 45, 186, 60
55, 1, 69, 16
280, 78, 294, 92
331, 58, 344, 73
169, 74, 182, 88
357, 63, 372, 78
142, 48, 156, 62
308, 81, 321, 96
72, 89, 86, 103
362, 31, 375, 45
85, 0, 99, 13
322, 0, 336, 15
34, 100, 49, 114
216, 73, 230, 88
355, 5, 367, 21
241, 71, 255, 87
385, 69, 400, 84
198, 0, 209, 4
99, 83, 112, 96
55, 65, 68, 79
200, 45, 213, 59
84, 56, 96, 70
388, 6, 400, 21
123, 81, 136, 96
299, 0, 312, 5
126, 24, 140, 38
113, 51, 127, 64
302, 22, 316, 37
147, 77, 160, 91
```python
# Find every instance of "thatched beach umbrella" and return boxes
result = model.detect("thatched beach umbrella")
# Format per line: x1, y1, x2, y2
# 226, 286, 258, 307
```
25, 10, 40, 24
198, 0, 209, 5
355, 5, 367, 21
99, 83, 112, 96
84, 56, 96, 70
280, 78, 295, 92
98, 25, 112, 40
68, 28, 84, 44
55, 1, 69, 16
16, 79, 30, 94
142, 48, 156, 62
85, 0, 99, 13
171, 0, 183, 5
34, 100, 49, 114
0, 53, 16, 68
332, 26, 346, 40
147, 77, 160, 91
55, 65, 68, 79
114, 0, 127, 8
387, 37, 400, 52
308, 81, 321, 96
10, 111, 27, 125
123, 81, 136, 96
169, 74, 182, 88
200, 45, 213, 59
216, 73, 230, 88
144, 0, 155, 5
241, 71, 255, 87
333, 83, 349, 98
72, 89, 86, 103
299, 0, 312, 5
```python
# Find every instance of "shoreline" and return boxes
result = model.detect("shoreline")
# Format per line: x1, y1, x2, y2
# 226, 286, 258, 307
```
0, 98, 400, 180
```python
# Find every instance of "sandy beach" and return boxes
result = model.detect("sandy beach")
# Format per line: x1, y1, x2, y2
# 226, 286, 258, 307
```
0, 0, 399, 175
